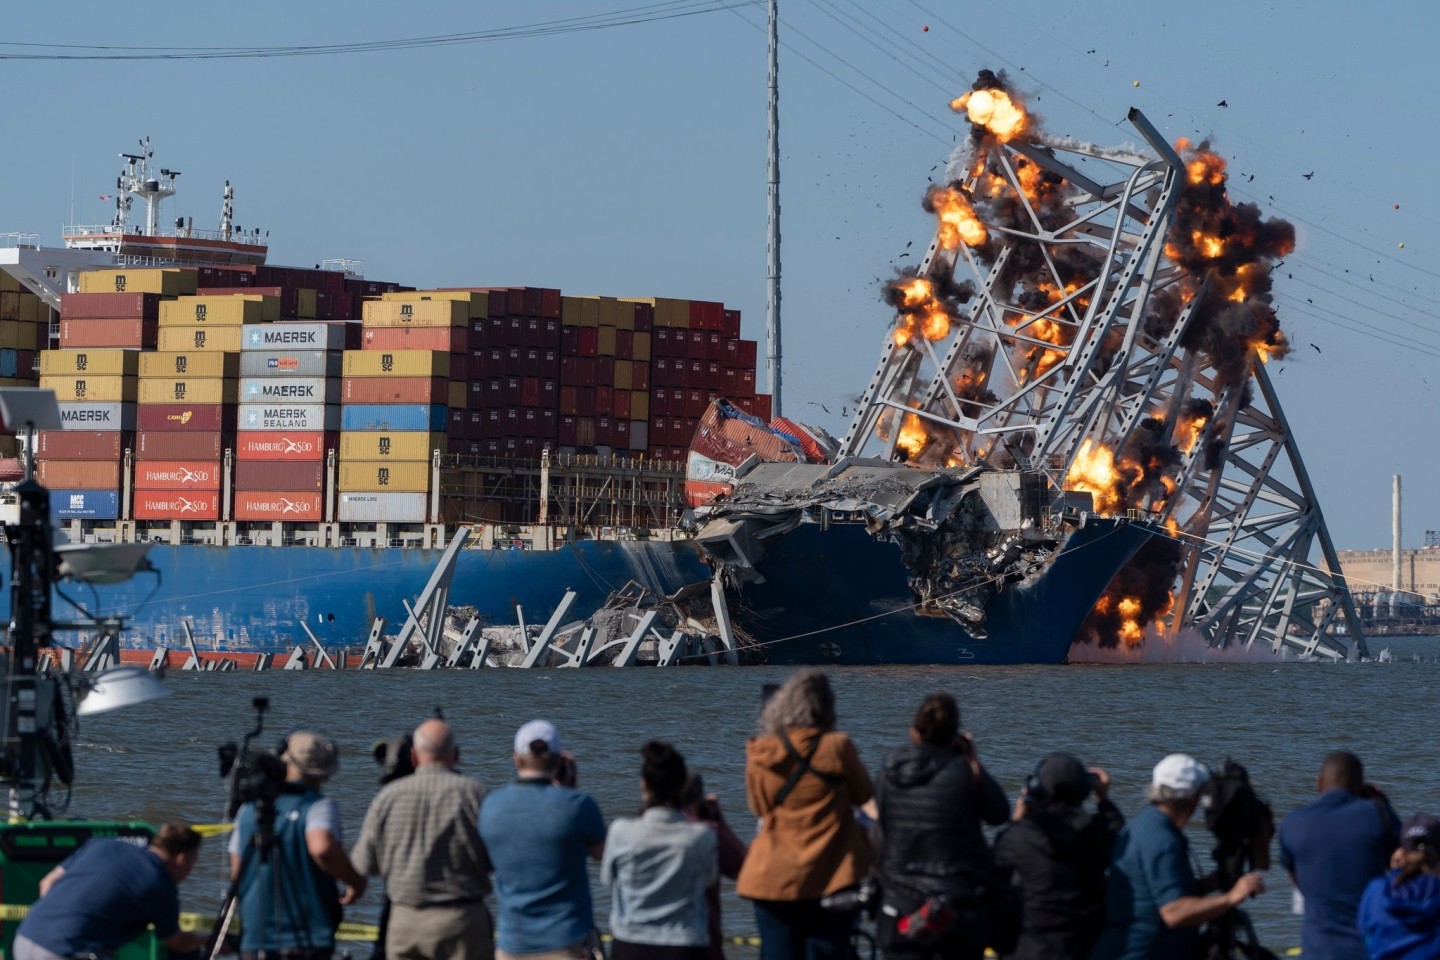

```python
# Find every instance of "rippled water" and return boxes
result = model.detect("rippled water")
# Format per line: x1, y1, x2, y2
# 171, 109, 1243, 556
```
67, 635, 1440, 955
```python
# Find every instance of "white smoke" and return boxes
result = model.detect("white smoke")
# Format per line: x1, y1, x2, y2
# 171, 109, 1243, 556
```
1067, 626, 1294, 664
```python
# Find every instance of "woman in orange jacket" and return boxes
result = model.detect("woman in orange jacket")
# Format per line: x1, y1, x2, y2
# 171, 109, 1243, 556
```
737, 669, 874, 960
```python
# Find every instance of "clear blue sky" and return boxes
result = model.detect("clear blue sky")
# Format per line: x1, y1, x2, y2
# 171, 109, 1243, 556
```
2, 0, 1434, 551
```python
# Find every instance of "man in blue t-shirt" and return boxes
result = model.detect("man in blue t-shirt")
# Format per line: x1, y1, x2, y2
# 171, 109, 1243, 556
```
228, 731, 366, 960
479, 719, 608, 960
1279, 750, 1400, 960
14, 823, 205, 960
1091, 754, 1266, 960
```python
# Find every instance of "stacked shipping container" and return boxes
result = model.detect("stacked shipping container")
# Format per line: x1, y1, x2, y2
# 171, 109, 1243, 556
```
461, 287, 561, 458
0, 276, 48, 466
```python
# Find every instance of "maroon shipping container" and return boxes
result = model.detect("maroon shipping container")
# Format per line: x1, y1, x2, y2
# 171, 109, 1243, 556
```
197, 267, 247, 287
721, 367, 739, 395
722, 309, 741, 338
615, 329, 634, 360
448, 408, 466, 436
687, 389, 706, 418
689, 301, 724, 331
614, 419, 631, 448
558, 414, 578, 446
578, 327, 599, 358
611, 389, 631, 421
521, 377, 540, 407
234, 460, 324, 491
36, 431, 125, 461
595, 358, 615, 386
342, 376, 448, 404
738, 369, 757, 398
705, 332, 724, 361
136, 403, 236, 432
688, 330, 706, 357
729, 339, 759, 368
59, 318, 157, 349
135, 431, 223, 461
561, 326, 581, 357
687, 360, 705, 385
596, 386, 612, 417
633, 302, 654, 333
60, 292, 163, 320
596, 416, 614, 447
632, 362, 650, 392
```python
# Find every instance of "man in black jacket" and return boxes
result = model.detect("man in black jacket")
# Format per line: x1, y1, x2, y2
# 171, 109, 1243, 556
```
992, 753, 1125, 960
875, 693, 1009, 960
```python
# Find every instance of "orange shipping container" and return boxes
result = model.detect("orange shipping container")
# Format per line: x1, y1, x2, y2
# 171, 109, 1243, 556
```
36, 432, 124, 461
132, 490, 219, 520
341, 376, 448, 404
36, 459, 120, 489
233, 491, 324, 521
361, 299, 468, 328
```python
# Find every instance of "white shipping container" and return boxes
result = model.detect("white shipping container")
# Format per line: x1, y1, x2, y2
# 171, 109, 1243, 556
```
238, 403, 341, 432
240, 376, 341, 404
241, 323, 348, 352
629, 420, 648, 452
338, 492, 428, 523
57, 402, 136, 430
239, 351, 344, 378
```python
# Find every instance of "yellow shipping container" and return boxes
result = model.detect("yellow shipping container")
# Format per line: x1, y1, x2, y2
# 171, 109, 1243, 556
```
157, 326, 245, 352
339, 432, 446, 462
159, 296, 267, 327
296, 288, 317, 319
597, 326, 617, 357
0, 269, 18, 293
0, 322, 43, 351
633, 331, 652, 362
78, 268, 197, 297
630, 392, 650, 422
615, 301, 635, 331
0, 435, 17, 457
138, 351, 240, 379
447, 381, 468, 409
18, 293, 41, 323
339, 461, 431, 493
361, 299, 467, 328
342, 350, 450, 378
39, 349, 139, 377
379, 290, 488, 319
137, 378, 237, 405
561, 297, 582, 325
39, 375, 136, 403
620, 296, 690, 328
614, 359, 633, 391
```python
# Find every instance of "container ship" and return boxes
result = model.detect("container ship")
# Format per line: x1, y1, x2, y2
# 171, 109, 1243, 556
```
0, 142, 1147, 665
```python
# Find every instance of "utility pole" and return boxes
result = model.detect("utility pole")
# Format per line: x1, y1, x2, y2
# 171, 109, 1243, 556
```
765, 0, 783, 418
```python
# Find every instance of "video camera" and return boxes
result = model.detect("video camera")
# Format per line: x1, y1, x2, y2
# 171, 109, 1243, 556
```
1197, 759, 1279, 960
216, 697, 288, 823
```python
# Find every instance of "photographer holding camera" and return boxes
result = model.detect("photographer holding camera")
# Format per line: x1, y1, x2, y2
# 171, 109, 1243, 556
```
228, 731, 366, 960
1090, 754, 1266, 960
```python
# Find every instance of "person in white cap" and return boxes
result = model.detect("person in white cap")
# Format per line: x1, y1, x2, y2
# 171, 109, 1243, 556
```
479, 720, 608, 960
1089, 754, 1265, 960
228, 730, 367, 960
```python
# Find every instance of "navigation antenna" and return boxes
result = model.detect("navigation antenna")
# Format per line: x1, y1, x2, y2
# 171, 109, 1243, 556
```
115, 137, 179, 237
221, 180, 235, 241
765, 0, 783, 417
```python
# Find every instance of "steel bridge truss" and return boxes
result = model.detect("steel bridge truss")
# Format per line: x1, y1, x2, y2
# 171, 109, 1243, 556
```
840, 109, 1364, 659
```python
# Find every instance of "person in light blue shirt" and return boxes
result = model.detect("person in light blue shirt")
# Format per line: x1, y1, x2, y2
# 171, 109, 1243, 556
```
480, 719, 608, 960
602, 741, 718, 960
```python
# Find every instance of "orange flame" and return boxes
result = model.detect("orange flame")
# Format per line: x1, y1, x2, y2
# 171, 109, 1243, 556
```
927, 186, 987, 248
896, 413, 929, 459
1065, 439, 1123, 514
891, 276, 953, 344
951, 88, 1029, 142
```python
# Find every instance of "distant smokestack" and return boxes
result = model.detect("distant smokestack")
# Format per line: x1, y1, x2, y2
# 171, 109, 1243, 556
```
1393, 474, 1402, 591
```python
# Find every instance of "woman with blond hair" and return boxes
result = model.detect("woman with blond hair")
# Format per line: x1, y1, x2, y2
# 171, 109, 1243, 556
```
737, 670, 873, 960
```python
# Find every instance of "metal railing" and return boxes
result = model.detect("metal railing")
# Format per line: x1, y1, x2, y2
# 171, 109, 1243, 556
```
62, 224, 268, 247
0, 232, 40, 248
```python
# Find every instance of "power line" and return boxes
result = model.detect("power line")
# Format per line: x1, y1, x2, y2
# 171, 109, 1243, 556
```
0, 0, 760, 60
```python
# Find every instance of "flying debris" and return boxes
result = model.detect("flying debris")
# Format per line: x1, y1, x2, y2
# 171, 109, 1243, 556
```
1309, 343, 1321, 353
1217, 100, 1228, 108
1303, 171, 1314, 180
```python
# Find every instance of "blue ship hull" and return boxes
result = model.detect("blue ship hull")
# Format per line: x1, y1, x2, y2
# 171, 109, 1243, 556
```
730, 518, 1152, 665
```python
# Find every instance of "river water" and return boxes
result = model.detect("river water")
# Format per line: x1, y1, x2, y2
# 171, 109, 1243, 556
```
67, 635, 1440, 956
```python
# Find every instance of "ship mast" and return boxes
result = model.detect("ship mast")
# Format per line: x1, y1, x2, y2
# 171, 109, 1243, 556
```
765, 0, 783, 417
117, 137, 179, 237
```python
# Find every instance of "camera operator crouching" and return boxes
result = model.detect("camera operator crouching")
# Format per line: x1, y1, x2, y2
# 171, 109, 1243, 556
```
228, 731, 367, 960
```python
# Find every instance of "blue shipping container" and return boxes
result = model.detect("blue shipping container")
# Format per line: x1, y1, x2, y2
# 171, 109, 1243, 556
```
340, 404, 447, 432
0, 349, 18, 378
53, 489, 121, 520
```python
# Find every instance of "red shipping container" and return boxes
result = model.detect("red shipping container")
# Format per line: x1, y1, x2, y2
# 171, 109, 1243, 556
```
361, 326, 468, 353
689, 301, 724, 331
653, 358, 672, 386
137, 404, 236, 433
559, 386, 579, 416
722, 309, 741, 338
596, 385, 612, 416
688, 359, 705, 384
540, 288, 561, 319
36, 431, 125, 460
540, 378, 557, 406
560, 357, 579, 385
136, 431, 223, 461
520, 377, 540, 407
595, 358, 615, 386
736, 339, 759, 367
235, 431, 332, 461
596, 416, 614, 447
632, 362, 650, 392
541, 347, 559, 373
133, 490, 220, 520
649, 417, 668, 447
504, 317, 525, 345
483, 289, 510, 317
235, 460, 324, 491
577, 387, 596, 415
739, 369, 757, 398
561, 326, 581, 357
559, 415, 578, 445
705, 332, 724, 361
233, 491, 324, 521
706, 361, 723, 386
688, 330, 706, 356
501, 377, 519, 404
135, 460, 221, 491
615, 329, 634, 360
721, 367, 739, 396
342, 376, 448, 404
579, 327, 599, 358
59, 318, 157, 349
576, 358, 597, 387
60, 292, 163, 320
611, 389, 631, 420
541, 318, 561, 348
197, 285, 298, 318
540, 408, 556, 438
524, 318, 546, 347
687, 389, 706, 418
